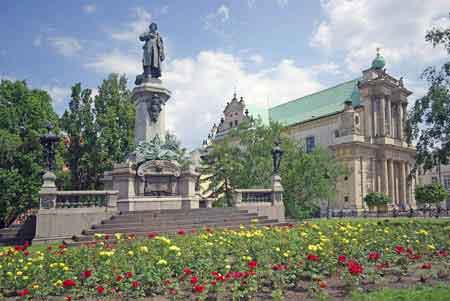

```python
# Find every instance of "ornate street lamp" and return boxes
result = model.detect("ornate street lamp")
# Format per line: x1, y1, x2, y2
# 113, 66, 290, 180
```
39, 122, 60, 209
40, 122, 60, 172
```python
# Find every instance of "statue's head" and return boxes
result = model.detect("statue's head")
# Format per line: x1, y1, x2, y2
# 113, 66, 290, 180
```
149, 22, 158, 32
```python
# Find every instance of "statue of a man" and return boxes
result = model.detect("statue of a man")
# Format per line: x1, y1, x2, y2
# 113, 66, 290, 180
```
136, 22, 165, 84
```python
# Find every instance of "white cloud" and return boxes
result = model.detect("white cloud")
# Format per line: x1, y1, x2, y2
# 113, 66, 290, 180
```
204, 4, 230, 30
111, 7, 151, 42
83, 3, 96, 14
160, 5, 169, 15
247, 0, 256, 8
84, 50, 140, 76
163, 51, 323, 148
249, 54, 264, 65
42, 85, 70, 109
307, 62, 341, 75
310, 0, 450, 73
276, 0, 289, 8
48, 36, 82, 57
84, 49, 327, 149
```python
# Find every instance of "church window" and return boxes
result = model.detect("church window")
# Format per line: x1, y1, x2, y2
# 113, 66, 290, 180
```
229, 122, 233, 128
306, 136, 315, 153
344, 196, 349, 202
443, 176, 450, 191
344, 176, 348, 181
355, 115, 359, 125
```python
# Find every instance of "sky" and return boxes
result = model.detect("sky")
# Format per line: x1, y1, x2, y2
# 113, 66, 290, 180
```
1, 0, 449, 149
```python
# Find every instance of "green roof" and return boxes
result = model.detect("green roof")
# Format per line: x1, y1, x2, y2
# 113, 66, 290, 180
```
269, 79, 361, 126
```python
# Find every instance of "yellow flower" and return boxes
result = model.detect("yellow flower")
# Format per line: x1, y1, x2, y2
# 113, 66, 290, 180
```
128, 251, 134, 256
50, 263, 58, 268
23, 276, 29, 280
169, 245, 181, 252
99, 251, 115, 257
139, 246, 149, 253
427, 244, 435, 251
157, 259, 168, 265
32, 284, 39, 289
63, 266, 69, 271
283, 252, 290, 258
417, 229, 429, 236
308, 245, 318, 252
16, 271, 23, 276
94, 233, 104, 239
275, 247, 281, 252
54, 280, 62, 287
225, 265, 231, 270
6, 271, 13, 277
115, 233, 123, 240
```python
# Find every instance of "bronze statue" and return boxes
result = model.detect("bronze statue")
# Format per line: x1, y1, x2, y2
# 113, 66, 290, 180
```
271, 139, 284, 175
135, 22, 165, 84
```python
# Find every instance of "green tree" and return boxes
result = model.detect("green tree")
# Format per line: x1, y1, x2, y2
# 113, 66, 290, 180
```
201, 120, 346, 218
363, 192, 392, 210
415, 183, 448, 207
0, 80, 59, 226
406, 13, 450, 178
60, 74, 135, 190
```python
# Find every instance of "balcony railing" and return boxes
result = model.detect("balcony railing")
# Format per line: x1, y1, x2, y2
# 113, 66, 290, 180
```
40, 190, 119, 210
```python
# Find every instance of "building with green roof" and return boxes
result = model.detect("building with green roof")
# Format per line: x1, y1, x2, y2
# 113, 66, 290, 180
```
269, 51, 417, 215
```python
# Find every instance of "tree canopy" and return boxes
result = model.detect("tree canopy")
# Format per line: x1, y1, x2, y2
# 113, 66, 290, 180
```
0, 80, 59, 226
415, 183, 448, 207
200, 120, 346, 218
406, 13, 450, 175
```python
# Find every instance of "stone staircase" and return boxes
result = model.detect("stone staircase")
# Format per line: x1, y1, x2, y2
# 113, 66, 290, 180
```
66, 207, 290, 246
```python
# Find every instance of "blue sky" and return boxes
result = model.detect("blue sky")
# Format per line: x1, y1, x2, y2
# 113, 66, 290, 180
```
1, 0, 449, 148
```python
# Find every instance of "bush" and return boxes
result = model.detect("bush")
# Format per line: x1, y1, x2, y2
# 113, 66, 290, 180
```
415, 183, 448, 207
364, 192, 392, 208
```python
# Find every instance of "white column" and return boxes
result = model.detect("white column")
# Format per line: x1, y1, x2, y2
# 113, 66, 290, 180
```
398, 103, 404, 140
405, 162, 411, 207
388, 159, 395, 201
381, 158, 388, 195
386, 98, 392, 137
400, 161, 407, 208
372, 98, 377, 137
380, 97, 386, 136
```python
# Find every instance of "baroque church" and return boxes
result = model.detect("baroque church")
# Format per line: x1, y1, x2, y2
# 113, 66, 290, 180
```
204, 51, 417, 212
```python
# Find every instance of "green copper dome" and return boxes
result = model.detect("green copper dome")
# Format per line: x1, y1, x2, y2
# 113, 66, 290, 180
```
371, 51, 386, 69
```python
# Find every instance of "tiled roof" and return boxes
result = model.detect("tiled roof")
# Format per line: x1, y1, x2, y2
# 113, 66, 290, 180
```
269, 79, 361, 126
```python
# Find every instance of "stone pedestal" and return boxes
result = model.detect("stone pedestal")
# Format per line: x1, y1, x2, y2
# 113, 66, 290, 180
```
271, 174, 283, 204
132, 79, 171, 144
39, 171, 57, 209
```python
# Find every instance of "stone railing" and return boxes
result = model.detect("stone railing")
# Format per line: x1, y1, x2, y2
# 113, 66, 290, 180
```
40, 190, 119, 211
233, 189, 274, 204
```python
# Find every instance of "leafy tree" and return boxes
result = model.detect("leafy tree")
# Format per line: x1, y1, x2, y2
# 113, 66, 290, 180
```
363, 192, 392, 209
406, 13, 450, 178
415, 183, 448, 207
60, 74, 135, 190
0, 80, 59, 226
201, 120, 346, 218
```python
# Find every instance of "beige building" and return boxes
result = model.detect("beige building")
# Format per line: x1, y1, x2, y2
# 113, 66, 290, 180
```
269, 51, 417, 212
418, 165, 450, 209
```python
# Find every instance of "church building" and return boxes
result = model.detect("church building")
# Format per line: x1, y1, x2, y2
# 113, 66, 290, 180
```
269, 51, 417, 212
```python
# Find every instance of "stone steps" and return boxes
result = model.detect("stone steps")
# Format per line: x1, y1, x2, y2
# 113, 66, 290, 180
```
114, 208, 247, 218
94, 213, 261, 229
83, 217, 275, 235
100, 212, 258, 225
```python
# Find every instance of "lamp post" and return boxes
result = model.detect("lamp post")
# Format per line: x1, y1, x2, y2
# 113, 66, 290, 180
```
39, 122, 60, 209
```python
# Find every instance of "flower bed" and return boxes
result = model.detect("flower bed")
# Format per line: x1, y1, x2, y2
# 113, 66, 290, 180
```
1, 219, 449, 300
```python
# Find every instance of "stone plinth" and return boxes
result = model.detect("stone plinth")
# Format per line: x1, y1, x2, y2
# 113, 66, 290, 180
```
132, 79, 171, 144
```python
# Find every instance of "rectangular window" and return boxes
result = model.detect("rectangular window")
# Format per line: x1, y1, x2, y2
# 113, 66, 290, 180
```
306, 136, 315, 153
443, 176, 450, 191
431, 176, 438, 184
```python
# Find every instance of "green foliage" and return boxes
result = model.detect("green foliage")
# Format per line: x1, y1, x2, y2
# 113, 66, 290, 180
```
0, 80, 59, 226
415, 183, 449, 206
60, 74, 135, 190
406, 14, 450, 172
363, 192, 392, 207
351, 284, 450, 301
200, 120, 346, 218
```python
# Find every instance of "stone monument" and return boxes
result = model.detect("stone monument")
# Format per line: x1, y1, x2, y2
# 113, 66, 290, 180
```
102, 23, 200, 211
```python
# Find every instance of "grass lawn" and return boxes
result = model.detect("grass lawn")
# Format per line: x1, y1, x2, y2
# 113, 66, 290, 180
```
352, 284, 450, 301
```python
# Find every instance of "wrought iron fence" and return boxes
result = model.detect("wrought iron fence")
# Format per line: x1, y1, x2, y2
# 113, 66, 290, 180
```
242, 191, 272, 202
325, 207, 450, 219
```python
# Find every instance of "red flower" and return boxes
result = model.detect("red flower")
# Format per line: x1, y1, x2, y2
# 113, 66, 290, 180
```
23, 250, 30, 256
376, 262, 389, 270
125, 271, 133, 279
216, 274, 225, 281
18, 288, 30, 296
272, 264, 287, 271
338, 255, 347, 263
395, 245, 405, 254
307, 254, 320, 262
347, 260, 364, 275
115, 275, 123, 282
421, 263, 432, 269
47, 246, 52, 251
104, 234, 110, 240
407, 253, 421, 261
148, 232, 157, 239
205, 227, 213, 233
62, 279, 76, 288
83, 270, 92, 279
163, 279, 172, 286
319, 281, 327, 288
15, 245, 24, 252
131, 281, 140, 288
191, 229, 196, 233
190, 276, 199, 284
438, 250, 448, 257
65, 296, 72, 301
183, 267, 193, 275
211, 280, 217, 286
248, 260, 258, 269
368, 251, 380, 261
178, 229, 186, 236
59, 244, 67, 250
194, 285, 205, 293
97, 286, 105, 294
